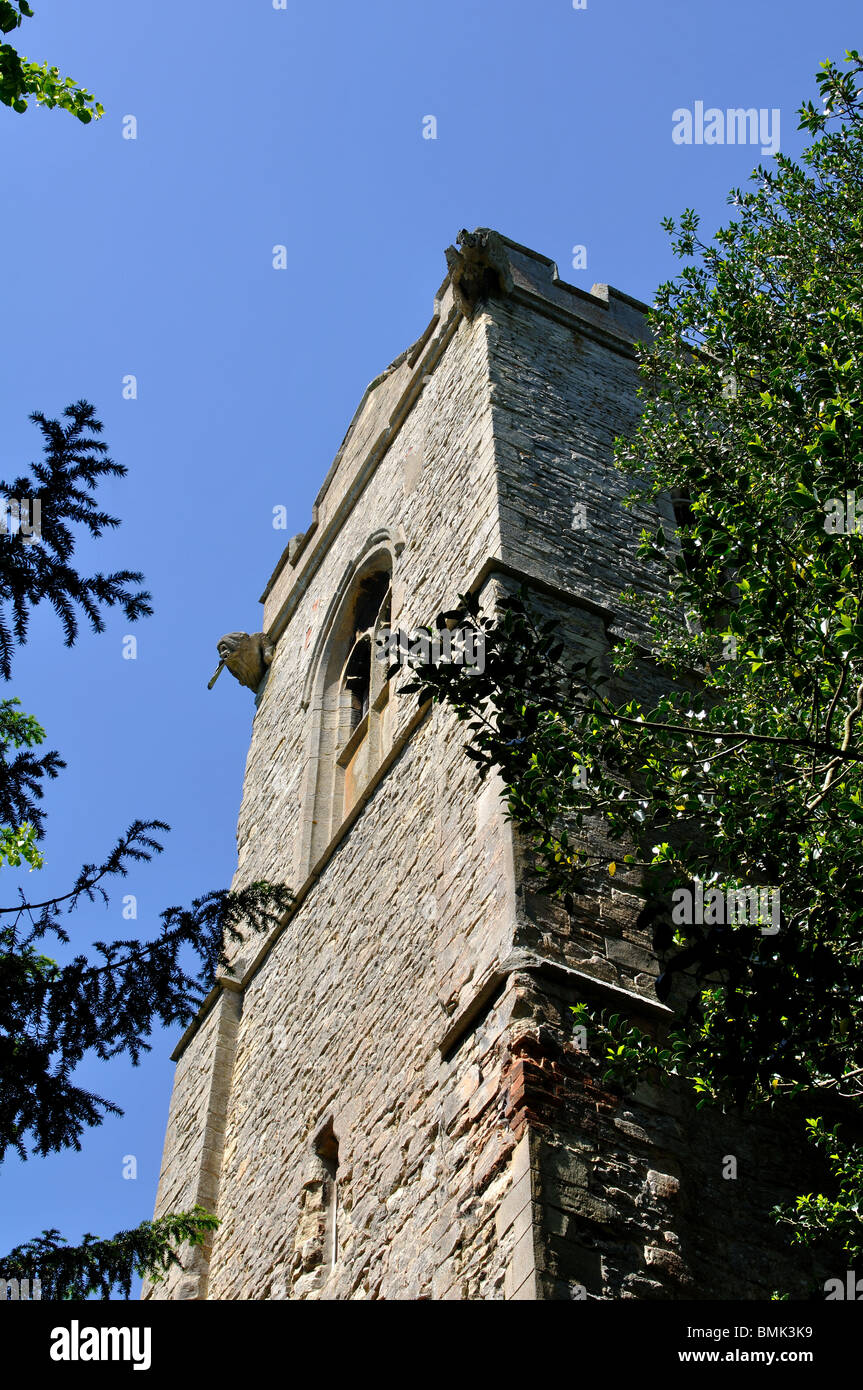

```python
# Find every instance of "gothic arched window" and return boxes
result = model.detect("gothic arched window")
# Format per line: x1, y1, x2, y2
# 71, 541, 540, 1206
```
302, 555, 394, 870
338, 571, 390, 747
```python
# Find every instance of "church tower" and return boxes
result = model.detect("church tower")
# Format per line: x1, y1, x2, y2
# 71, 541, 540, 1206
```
145, 230, 818, 1301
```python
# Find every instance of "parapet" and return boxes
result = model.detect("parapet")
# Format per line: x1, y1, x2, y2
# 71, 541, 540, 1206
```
260, 229, 649, 638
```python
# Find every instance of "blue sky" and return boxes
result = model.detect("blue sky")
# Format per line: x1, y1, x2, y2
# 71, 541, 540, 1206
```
0, 0, 857, 1294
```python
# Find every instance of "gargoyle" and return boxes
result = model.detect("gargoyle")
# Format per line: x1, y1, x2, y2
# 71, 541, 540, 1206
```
208, 631, 275, 693
444, 227, 514, 319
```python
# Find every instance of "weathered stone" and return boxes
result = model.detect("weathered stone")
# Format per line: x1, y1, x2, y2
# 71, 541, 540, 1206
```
208, 631, 274, 693
145, 230, 839, 1304
645, 1169, 681, 1201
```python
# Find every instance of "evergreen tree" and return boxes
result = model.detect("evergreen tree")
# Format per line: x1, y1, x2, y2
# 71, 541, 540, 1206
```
0, 403, 291, 1298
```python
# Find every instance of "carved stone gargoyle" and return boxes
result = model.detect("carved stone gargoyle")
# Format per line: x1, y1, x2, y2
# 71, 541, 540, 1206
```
444, 227, 514, 319
208, 631, 275, 693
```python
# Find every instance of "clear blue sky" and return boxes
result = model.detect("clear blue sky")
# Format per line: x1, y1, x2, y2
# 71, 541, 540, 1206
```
0, 0, 857, 1293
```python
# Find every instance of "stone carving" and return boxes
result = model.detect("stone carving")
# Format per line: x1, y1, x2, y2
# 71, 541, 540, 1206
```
444, 227, 514, 319
208, 631, 275, 693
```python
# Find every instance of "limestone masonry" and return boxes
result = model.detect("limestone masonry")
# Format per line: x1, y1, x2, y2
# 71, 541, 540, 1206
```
145, 230, 827, 1301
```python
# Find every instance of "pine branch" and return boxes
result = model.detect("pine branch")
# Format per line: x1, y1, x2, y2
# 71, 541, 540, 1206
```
0, 865, 293, 1159
0, 1207, 219, 1299
0, 402, 151, 679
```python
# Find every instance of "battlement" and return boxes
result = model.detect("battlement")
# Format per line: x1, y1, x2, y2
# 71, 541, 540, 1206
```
259, 229, 649, 640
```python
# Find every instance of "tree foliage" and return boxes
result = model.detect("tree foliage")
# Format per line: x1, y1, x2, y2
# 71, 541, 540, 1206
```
1, 827, 292, 1162
0, 2, 103, 120
0, 405, 291, 1297
1, 1207, 219, 1300
0, 400, 152, 680
0, 698, 59, 870
403, 53, 863, 1270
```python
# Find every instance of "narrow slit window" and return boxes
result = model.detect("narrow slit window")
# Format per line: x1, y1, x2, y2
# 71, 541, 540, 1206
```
315, 1124, 339, 1274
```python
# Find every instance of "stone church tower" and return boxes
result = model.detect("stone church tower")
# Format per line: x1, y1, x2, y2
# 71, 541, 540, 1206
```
145, 230, 816, 1301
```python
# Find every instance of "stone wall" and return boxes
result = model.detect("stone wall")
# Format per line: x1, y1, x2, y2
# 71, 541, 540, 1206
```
146, 231, 835, 1301
505, 968, 839, 1300
147, 247, 526, 1299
